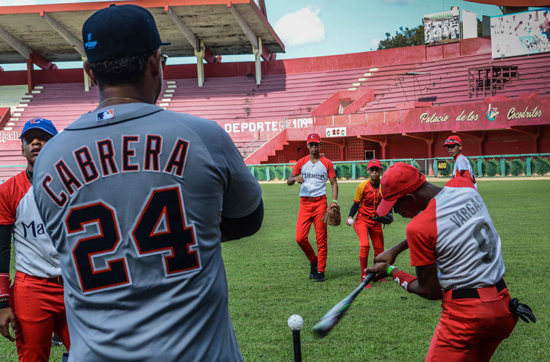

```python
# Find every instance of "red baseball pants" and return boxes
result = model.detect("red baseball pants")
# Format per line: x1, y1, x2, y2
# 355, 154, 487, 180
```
11, 271, 70, 362
296, 197, 328, 273
426, 286, 518, 362
353, 217, 384, 258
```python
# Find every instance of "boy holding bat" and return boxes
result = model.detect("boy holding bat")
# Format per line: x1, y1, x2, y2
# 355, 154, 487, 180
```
367, 163, 534, 361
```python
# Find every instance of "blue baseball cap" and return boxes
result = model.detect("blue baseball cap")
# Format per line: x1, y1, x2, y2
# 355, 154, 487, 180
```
20, 118, 58, 139
82, 4, 171, 63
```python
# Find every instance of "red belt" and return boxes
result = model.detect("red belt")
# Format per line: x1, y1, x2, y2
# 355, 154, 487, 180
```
25, 274, 64, 286
300, 196, 326, 202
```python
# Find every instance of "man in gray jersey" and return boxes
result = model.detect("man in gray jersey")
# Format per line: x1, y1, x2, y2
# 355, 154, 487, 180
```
32, 4, 263, 362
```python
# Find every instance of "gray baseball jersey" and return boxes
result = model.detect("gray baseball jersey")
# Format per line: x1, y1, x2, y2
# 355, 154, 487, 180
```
33, 103, 262, 362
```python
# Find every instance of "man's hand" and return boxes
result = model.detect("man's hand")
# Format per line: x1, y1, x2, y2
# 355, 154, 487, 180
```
374, 249, 399, 265
346, 216, 354, 226
366, 263, 390, 281
0, 307, 17, 342
295, 175, 305, 184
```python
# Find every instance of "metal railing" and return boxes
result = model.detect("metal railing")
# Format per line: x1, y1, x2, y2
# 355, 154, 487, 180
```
247, 153, 550, 181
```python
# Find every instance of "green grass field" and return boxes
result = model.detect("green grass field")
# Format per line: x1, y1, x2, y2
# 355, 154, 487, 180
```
1, 180, 549, 361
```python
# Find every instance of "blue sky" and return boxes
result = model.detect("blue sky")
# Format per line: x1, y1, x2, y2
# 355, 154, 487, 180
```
1, 0, 506, 70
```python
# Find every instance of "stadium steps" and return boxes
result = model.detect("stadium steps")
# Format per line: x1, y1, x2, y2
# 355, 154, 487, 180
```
243, 128, 289, 165
0, 149, 25, 183
0, 85, 35, 130
9, 82, 175, 131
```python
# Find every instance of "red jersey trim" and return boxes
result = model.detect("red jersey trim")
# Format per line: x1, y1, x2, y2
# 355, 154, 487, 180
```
292, 156, 309, 176
445, 176, 476, 189
0, 171, 31, 225
319, 157, 336, 178
407, 198, 438, 267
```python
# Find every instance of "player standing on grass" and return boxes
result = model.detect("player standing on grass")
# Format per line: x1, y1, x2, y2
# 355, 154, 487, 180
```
346, 159, 389, 288
32, 5, 263, 362
0, 118, 70, 361
444, 135, 477, 188
287, 134, 338, 282
368, 163, 535, 362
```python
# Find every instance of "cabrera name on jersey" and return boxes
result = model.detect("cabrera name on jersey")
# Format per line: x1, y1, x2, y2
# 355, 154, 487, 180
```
293, 156, 336, 197
39, 133, 188, 208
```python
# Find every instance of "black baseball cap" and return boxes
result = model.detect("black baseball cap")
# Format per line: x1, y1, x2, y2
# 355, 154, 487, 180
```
82, 4, 170, 62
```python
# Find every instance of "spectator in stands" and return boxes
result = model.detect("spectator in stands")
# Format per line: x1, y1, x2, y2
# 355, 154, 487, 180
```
0, 118, 70, 361
444, 135, 477, 189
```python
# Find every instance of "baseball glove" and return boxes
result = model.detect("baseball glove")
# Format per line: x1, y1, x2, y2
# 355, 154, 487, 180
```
322, 205, 341, 226
509, 298, 536, 323
371, 213, 394, 225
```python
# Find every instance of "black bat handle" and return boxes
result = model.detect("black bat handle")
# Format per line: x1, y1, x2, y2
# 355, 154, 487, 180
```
358, 273, 376, 291
293, 330, 302, 362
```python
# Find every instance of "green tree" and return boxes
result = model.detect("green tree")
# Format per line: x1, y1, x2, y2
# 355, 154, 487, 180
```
378, 24, 425, 50
477, 18, 483, 37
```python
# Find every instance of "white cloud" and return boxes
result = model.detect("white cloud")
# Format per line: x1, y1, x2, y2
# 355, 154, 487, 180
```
274, 5, 326, 47
369, 38, 381, 50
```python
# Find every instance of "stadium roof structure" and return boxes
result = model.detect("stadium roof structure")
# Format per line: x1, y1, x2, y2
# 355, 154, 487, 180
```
0, 0, 285, 87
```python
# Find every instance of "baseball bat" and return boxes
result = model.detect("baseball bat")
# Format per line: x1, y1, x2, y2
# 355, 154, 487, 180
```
312, 273, 375, 338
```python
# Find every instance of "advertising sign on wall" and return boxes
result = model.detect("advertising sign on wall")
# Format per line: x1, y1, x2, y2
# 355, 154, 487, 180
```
326, 127, 346, 137
424, 8, 460, 45
491, 8, 550, 58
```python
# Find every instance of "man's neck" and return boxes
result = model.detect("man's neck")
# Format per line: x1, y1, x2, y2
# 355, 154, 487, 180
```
309, 154, 320, 162
97, 86, 153, 110
454, 153, 462, 161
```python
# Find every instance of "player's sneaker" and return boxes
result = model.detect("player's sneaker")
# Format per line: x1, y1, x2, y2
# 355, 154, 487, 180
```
309, 262, 317, 279
51, 335, 63, 346
314, 272, 325, 282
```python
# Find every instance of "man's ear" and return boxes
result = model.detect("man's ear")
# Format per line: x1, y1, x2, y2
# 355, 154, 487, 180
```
83, 61, 98, 85
148, 50, 161, 78
21, 143, 24, 157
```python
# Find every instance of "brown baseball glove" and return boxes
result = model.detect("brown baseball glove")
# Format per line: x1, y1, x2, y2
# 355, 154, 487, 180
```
322, 204, 341, 226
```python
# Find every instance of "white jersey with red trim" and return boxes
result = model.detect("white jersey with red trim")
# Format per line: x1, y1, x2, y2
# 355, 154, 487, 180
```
292, 156, 336, 197
0, 171, 61, 278
453, 154, 477, 189
407, 177, 504, 290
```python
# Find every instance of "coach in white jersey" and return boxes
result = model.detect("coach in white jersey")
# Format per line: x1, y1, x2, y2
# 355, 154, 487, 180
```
0, 118, 70, 361
443, 135, 477, 189
33, 5, 263, 362
367, 163, 533, 361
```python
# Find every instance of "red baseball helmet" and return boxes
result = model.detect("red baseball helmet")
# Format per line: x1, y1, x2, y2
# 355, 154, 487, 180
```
307, 133, 321, 144
443, 135, 462, 146
377, 163, 426, 216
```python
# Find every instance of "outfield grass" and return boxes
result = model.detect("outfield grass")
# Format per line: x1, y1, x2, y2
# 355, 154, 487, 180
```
1, 180, 548, 361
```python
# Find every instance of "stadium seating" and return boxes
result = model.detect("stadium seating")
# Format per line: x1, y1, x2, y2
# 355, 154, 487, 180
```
0, 149, 25, 183
2, 47, 550, 166
356, 52, 550, 113
0, 85, 30, 128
